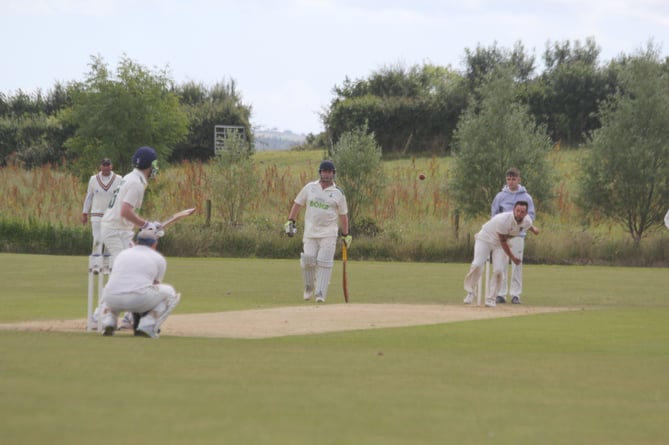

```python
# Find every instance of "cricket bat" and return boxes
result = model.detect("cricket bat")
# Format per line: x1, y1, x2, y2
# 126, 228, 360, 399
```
161, 208, 196, 228
342, 243, 349, 303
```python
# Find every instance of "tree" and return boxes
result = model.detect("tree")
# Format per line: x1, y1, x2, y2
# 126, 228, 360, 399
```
171, 80, 252, 162
526, 37, 616, 146
210, 130, 259, 225
323, 63, 468, 155
62, 55, 188, 177
463, 41, 535, 93
450, 68, 555, 219
0, 86, 76, 166
328, 123, 385, 230
579, 45, 669, 244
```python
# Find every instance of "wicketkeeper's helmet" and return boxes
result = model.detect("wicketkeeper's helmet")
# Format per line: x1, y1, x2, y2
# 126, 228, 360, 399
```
132, 146, 158, 169
136, 222, 164, 245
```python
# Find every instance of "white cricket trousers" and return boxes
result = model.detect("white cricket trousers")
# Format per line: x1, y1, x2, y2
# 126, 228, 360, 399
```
90, 216, 103, 255
100, 227, 134, 268
499, 236, 525, 297
101, 284, 178, 332
302, 236, 337, 300
464, 239, 508, 300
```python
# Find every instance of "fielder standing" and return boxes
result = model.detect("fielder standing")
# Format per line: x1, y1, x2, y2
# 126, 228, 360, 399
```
99, 222, 180, 338
81, 158, 122, 257
463, 201, 539, 307
285, 160, 351, 303
490, 167, 536, 304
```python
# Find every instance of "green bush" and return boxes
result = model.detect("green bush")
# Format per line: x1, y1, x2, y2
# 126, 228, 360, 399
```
0, 218, 90, 254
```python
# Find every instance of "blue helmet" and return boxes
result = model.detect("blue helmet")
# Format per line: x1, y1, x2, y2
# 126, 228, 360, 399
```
132, 146, 157, 169
319, 160, 336, 172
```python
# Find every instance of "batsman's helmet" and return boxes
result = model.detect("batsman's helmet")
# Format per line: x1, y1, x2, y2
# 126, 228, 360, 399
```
319, 160, 336, 172
132, 146, 157, 169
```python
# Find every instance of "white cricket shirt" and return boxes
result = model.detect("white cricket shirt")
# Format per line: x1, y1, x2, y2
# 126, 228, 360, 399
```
101, 169, 147, 231
294, 180, 348, 238
102, 245, 166, 295
82, 172, 122, 217
475, 211, 533, 247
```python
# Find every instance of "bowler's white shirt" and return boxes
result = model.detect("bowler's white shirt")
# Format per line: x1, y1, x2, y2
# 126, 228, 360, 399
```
475, 211, 533, 247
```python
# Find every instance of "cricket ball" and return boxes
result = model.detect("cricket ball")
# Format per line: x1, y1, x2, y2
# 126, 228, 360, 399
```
419, 173, 426, 180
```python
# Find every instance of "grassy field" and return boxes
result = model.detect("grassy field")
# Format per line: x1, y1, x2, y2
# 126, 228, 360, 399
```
1, 253, 668, 444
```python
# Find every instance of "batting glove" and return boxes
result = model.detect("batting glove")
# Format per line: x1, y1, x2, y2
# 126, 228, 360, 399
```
284, 219, 297, 237
341, 234, 352, 249
142, 221, 165, 237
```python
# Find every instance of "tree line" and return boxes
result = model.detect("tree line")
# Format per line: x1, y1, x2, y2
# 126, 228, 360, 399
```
1, 37, 661, 169
1, 38, 668, 243
323, 37, 648, 154
0, 55, 252, 177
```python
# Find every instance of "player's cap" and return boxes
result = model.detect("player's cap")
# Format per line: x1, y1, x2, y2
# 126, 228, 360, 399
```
319, 160, 336, 172
100, 158, 112, 165
136, 222, 164, 244
132, 146, 158, 169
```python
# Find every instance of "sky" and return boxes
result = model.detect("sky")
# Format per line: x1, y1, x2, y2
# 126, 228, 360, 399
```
1, 0, 668, 135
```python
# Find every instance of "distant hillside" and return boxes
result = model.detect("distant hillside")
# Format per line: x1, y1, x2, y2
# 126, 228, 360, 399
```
254, 129, 307, 151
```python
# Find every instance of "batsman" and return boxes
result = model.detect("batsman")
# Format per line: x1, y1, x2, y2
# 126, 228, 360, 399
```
92, 146, 164, 330
285, 160, 351, 303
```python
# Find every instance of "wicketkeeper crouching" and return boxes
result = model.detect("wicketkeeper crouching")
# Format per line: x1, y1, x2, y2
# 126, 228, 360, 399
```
99, 222, 180, 338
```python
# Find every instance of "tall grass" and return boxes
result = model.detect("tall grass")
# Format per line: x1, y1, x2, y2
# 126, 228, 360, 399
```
1, 150, 667, 265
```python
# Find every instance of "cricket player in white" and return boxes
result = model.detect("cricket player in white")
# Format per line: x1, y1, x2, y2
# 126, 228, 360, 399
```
286, 160, 351, 303
463, 201, 539, 307
81, 158, 122, 256
101, 146, 159, 260
490, 167, 536, 304
99, 223, 180, 338
96, 146, 162, 329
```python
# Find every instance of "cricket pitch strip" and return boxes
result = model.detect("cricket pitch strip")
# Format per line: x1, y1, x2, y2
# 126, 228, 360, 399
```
0, 304, 573, 339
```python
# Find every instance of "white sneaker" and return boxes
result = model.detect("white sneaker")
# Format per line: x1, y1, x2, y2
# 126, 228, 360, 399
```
485, 298, 496, 307
118, 312, 134, 330
463, 292, 474, 304
304, 289, 314, 301
315, 295, 325, 303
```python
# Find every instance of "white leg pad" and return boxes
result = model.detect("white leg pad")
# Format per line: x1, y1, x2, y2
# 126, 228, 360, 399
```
315, 266, 333, 301
138, 285, 180, 335
300, 253, 317, 291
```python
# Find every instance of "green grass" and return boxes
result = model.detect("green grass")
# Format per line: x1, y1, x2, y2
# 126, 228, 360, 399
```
1, 253, 668, 444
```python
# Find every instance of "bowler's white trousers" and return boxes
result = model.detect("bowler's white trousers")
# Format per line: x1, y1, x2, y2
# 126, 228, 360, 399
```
464, 239, 509, 300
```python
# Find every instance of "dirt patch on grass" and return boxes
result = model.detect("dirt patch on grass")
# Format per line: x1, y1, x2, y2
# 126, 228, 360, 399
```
0, 303, 571, 339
